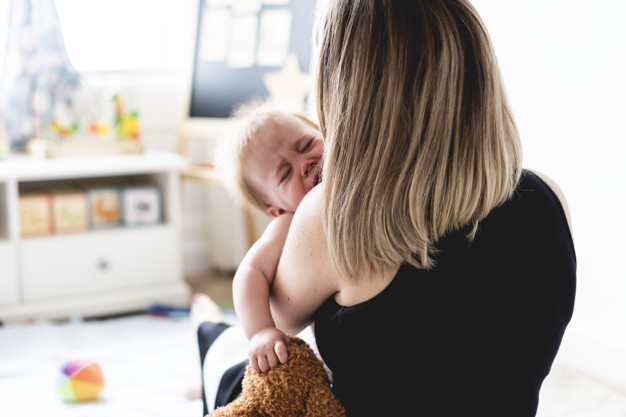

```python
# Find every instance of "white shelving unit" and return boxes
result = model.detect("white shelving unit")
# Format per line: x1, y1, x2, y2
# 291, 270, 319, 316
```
0, 150, 190, 323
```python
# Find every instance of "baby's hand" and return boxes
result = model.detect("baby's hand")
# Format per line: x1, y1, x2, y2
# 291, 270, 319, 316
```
249, 328, 290, 373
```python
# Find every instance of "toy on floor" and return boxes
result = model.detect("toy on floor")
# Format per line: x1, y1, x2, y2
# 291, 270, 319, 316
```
209, 335, 345, 417
57, 359, 105, 402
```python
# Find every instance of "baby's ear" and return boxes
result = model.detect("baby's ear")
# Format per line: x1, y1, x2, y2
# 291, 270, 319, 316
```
266, 206, 286, 218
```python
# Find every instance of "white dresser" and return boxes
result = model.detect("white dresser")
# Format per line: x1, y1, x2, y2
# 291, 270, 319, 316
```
0, 150, 190, 323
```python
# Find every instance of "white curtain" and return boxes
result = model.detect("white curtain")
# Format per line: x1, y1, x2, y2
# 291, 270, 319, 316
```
0, 0, 78, 149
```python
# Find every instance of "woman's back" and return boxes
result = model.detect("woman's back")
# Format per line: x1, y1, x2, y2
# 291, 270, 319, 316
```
198, 1, 577, 415
313, 170, 576, 416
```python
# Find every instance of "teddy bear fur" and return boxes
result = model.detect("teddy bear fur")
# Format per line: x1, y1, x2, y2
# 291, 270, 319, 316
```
208, 334, 345, 417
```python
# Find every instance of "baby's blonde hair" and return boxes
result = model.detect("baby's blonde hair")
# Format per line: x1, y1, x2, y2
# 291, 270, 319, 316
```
216, 100, 319, 213
317, 0, 522, 279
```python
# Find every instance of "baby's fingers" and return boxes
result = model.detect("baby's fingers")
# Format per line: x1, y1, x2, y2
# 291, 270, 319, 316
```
274, 340, 288, 364
250, 355, 261, 374
256, 355, 270, 373
266, 352, 279, 370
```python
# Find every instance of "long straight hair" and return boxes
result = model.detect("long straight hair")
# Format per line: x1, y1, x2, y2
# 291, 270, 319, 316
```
317, 0, 522, 279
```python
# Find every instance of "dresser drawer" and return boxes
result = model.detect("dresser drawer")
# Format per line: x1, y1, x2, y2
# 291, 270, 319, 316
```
0, 243, 18, 305
20, 226, 180, 301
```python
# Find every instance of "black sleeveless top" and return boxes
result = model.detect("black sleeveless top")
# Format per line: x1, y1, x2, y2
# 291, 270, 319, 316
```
314, 170, 576, 417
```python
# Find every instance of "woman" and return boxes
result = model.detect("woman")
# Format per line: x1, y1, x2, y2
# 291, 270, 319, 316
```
198, 0, 576, 415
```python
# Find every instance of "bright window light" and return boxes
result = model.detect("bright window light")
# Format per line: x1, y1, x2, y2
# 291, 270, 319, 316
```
0, 1, 9, 73
55, 0, 187, 72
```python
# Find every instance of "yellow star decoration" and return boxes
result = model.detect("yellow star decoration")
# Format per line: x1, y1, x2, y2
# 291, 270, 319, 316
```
263, 53, 311, 113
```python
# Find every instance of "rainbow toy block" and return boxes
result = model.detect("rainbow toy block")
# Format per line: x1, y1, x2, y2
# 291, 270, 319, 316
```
57, 359, 105, 402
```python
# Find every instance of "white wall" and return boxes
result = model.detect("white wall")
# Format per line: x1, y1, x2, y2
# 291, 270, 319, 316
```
472, 0, 626, 386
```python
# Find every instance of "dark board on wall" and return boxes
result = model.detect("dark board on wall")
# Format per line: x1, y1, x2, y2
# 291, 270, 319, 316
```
189, 0, 317, 118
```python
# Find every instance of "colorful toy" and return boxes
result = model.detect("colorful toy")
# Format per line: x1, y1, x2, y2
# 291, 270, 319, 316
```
51, 189, 89, 234
19, 193, 53, 237
57, 359, 105, 402
88, 187, 122, 229
113, 94, 141, 140
121, 185, 162, 226
50, 120, 79, 138
88, 122, 111, 136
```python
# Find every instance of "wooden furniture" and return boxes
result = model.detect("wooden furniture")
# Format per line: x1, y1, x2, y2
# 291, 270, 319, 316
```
0, 150, 190, 323
176, 119, 258, 248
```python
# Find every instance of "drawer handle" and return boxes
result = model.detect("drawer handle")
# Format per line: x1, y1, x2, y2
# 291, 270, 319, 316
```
97, 259, 110, 271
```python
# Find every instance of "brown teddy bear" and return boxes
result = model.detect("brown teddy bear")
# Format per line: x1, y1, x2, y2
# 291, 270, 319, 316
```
208, 335, 346, 417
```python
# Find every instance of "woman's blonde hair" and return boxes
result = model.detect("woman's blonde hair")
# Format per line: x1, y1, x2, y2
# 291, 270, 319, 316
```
216, 100, 319, 212
316, 0, 522, 279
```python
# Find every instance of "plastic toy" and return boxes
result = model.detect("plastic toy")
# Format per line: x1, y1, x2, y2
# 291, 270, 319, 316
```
57, 359, 105, 402
50, 120, 79, 138
113, 94, 141, 140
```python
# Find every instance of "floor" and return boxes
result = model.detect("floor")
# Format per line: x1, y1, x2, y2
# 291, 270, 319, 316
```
185, 271, 235, 309
1, 272, 626, 417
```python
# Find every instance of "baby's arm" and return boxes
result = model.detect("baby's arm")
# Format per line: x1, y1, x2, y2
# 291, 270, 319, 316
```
232, 213, 293, 373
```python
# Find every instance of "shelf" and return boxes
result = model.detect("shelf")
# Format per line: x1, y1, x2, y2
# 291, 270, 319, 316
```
180, 163, 221, 183
15, 161, 180, 237
0, 149, 188, 181
0, 242, 18, 305
0, 149, 189, 322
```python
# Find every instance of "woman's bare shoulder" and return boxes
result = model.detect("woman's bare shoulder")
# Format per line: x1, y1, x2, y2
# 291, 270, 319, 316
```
271, 184, 339, 333
282, 184, 336, 279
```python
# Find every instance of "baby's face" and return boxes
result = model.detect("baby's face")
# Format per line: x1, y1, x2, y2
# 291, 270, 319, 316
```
245, 114, 323, 216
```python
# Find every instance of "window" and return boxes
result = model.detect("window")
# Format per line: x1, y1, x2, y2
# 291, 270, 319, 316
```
0, 1, 10, 73
55, 0, 194, 73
